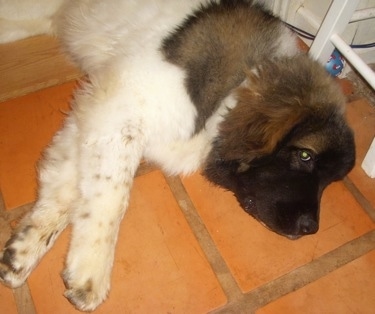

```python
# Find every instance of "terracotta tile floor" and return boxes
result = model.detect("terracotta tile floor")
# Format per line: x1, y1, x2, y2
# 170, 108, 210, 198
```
0, 81, 374, 313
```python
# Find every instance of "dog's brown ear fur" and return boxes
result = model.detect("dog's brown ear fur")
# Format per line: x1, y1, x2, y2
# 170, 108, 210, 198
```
218, 83, 307, 162
217, 55, 344, 162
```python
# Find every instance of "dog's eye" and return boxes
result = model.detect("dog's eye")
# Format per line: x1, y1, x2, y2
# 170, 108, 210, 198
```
299, 150, 312, 162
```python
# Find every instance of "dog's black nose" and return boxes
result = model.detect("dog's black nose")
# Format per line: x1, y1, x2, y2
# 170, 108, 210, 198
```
297, 215, 318, 235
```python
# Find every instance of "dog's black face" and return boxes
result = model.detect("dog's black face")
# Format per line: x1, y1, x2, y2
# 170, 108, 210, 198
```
205, 120, 355, 238
236, 146, 324, 238
203, 56, 356, 239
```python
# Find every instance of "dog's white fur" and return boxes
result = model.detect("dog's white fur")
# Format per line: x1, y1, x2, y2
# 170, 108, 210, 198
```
0, 0, 298, 310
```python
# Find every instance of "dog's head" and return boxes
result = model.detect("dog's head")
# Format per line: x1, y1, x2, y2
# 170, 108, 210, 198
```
204, 54, 355, 239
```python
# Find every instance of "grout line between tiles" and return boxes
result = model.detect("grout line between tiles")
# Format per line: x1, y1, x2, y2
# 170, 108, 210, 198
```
164, 175, 243, 305
214, 229, 375, 313
135, 161, 159, 177
343, 176, 375, 222
13, 285, 37, 314
1, 203, 34, 228
0, 191, 5, 213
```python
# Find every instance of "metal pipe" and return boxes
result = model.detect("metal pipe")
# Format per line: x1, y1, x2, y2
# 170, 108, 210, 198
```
331, 33, 375, 90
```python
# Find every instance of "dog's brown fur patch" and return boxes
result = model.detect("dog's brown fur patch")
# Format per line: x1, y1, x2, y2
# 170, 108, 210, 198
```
162, 0, 292, 130
217, 55, 346, 161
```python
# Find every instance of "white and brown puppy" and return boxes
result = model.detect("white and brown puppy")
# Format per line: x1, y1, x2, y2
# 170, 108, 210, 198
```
0, 0, 355, 311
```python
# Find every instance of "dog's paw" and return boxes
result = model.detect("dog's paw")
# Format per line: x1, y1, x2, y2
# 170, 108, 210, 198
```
0, 226, 41, 288
63, 271, 109, 311
0, 246, 28, 288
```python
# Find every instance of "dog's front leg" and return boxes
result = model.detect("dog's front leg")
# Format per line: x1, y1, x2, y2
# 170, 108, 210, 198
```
0, 115, 80, 287
62, 114, 145, 311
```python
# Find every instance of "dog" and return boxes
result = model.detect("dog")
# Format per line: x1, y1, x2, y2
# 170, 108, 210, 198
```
0, 0, 355, 311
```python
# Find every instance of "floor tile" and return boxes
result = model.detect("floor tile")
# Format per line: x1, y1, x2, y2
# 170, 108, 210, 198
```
28, 171, 227, 313
0, 285, 18, 313
0, 82, 76, 210
181, 173, 375, 292
346, 99, 375, 208
256, 250, 375, 314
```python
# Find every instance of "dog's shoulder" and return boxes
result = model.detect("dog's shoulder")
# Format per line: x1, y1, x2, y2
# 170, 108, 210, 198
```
161, 0, 298, 131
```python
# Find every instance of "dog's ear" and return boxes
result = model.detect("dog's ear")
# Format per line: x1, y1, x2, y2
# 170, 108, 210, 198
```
217, 67, 310, 162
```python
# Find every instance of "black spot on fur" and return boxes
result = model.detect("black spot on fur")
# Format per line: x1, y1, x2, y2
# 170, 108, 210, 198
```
65, 279, 94, 307
80, 212, 91, 219
46, 231, 58, 247
1, 248, 17, 272
4, 234, 20, 248
20, 225, 34, 235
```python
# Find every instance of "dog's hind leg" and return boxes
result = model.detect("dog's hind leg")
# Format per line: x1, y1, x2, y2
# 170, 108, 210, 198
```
61, 90, 146, 311
0, 114, 80, 287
